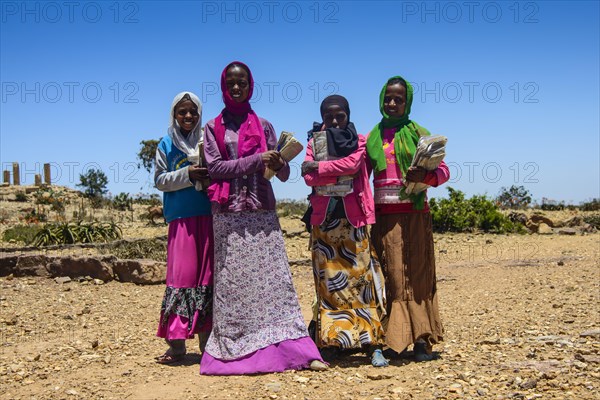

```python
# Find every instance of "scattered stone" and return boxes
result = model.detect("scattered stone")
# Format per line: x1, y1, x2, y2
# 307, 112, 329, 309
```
557, 228, 577, 235
579, 329, 600, 338
520, 379, 538, 390
265, 382, 282, 392
537, 224, 553, 235
367, 373, 393, 380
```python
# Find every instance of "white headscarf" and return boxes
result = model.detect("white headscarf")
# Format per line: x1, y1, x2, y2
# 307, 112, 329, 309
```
168, 92, 203, 158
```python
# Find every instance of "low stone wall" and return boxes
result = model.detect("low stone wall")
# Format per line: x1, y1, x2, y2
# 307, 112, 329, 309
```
0, 253, 166, 284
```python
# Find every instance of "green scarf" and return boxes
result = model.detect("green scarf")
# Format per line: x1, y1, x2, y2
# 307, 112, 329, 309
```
366, 76, 430, 210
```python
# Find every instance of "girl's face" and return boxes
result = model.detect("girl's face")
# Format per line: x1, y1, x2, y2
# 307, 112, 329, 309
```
383, 83, 406, 118
174, 99, 199, 134
322, 104, 348, 129
225, 65, 250, 103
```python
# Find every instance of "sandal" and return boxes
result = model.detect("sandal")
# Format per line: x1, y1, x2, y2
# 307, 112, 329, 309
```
309, 360, 328, 371
371, 349, 389, 367
414, 342, 436, 362
155, 352, 185, 364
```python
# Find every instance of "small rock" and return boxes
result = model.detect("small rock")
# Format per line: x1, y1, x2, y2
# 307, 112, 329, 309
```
294, 376, 310, 383
537, 223, 553, 234
104, 355, 111, 364
66, 389, 78, 396
579, 329, 600, 338
520, 379, 538, 389
477, 388, 487, 396
367, 373, 393, 380
54, 277, 71, 284
93, 279, 104, 285
557, 261, 564, 266
265, 382, 282, 392
557, 228, 577, 235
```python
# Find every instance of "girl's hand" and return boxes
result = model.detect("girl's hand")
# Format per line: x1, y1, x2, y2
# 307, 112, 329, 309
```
188, 165, 209, 182
268, 153, 285, 171
261, 150, 280, 166
301, 161, 319, 176
405, 166, 427, 183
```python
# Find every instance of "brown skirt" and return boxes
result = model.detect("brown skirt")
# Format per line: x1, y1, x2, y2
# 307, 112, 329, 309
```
371, 212, 443, 352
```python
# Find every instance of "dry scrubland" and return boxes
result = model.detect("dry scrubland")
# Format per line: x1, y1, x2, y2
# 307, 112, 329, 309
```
0, 186, 598, 399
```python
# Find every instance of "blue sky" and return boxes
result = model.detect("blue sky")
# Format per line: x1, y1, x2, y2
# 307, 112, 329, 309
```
1, 0, 599, 204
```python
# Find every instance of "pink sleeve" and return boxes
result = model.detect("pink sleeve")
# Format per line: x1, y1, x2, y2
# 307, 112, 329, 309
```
317, 140, 366, 177
422, 160, 450, 187
303, 140, 338, 187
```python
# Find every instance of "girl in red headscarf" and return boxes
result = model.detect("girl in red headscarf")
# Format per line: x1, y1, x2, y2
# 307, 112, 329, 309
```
200, 61, 326, 375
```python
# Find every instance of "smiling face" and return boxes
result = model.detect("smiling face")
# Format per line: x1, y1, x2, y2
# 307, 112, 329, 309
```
383, 83, 407, 118
322, 104, 349, 129
174, 99, 199, 134
225, 65, 250, 103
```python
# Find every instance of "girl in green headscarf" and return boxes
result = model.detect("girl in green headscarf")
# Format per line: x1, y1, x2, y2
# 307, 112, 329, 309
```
367, 76, 450, 361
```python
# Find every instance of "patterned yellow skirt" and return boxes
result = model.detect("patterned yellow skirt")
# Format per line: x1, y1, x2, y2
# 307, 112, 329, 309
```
312, 218, 386, 349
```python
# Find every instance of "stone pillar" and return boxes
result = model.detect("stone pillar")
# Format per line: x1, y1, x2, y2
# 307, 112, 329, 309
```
35, 174, 42, 186
12, 163, 20, 185
3, 171, 10, 185
43, 163, 51, 185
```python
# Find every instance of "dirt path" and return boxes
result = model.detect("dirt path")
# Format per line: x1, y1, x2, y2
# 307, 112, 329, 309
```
1, 231, 599, 400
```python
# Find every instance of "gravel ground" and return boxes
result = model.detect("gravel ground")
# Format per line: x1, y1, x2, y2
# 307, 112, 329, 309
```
1, 226, 598, 400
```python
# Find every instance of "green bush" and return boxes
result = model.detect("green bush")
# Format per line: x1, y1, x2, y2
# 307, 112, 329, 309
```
133, 193, 162, 206
429, 187, 524, 233
100, 238, 167, 261
580, 199, 600, 211
277, 199, 309, 218
496, 185, 532, 209
583, 214, 600, 229
2, 225, 41, 244
112, 192, 133, 211
33, 187, 70, 213
15, 191, 28, 202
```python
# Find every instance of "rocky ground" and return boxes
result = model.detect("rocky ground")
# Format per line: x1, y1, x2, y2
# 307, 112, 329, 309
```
0, 186, 599, 399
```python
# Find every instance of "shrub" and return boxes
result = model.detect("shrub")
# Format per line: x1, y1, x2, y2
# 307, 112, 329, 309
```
429, 187, 524, 233
583, 214, 600, 229
496, 185, 532, 209
580, 198, 600, 211
133, 193, 162, 206
33, 187, 70, 212
112, 192, 133, 211
277, 199, 309, 218
15, 191, 28, 202
2, 225, 41, 244
100, 238, 167, 261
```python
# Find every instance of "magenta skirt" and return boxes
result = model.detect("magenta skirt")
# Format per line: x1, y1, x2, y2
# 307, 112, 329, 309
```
156, 215, 213, 340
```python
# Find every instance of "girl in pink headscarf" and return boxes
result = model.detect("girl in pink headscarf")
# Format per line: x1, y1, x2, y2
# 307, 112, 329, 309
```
200, 61, 327, 375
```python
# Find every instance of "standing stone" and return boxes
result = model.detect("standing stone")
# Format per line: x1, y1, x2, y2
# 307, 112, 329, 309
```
3, 170, 9, 185
34, 174, 42, 186
12, 163, 20, 185
43, 163, 51, 185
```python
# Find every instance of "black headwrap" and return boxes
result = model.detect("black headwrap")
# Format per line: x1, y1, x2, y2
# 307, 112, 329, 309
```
308, 95, 358, 157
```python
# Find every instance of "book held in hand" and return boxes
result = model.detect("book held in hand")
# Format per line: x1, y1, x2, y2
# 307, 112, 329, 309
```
312, 131, 353, 197
404, 135, 447, 195
264, 131, 304, 180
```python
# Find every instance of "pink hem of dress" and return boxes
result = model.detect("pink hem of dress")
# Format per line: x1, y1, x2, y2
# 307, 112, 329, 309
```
200, 336, 323, 375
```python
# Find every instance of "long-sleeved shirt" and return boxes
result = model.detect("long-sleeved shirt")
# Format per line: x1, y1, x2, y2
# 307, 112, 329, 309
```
154, 135, 212, 223
370, 128, 450, 214
303, 135, 375, 228
203, 115, 289, 213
